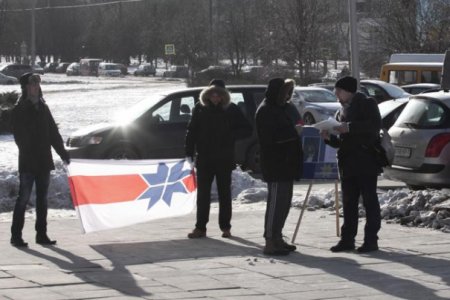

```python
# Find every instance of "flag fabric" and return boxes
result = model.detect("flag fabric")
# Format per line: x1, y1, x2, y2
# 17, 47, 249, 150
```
67, 158, 196, 233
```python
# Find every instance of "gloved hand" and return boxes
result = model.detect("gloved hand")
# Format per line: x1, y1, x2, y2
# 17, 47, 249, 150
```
62, 153, 71, 165
186, 156, 195, 169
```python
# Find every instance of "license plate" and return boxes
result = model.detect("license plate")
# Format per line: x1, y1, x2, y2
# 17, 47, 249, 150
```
395, 147, 411, 158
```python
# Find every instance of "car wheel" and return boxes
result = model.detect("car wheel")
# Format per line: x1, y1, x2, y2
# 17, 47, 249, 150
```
303, 113, 316, 125
245, 144, 261, 174
107, 145, 140, 159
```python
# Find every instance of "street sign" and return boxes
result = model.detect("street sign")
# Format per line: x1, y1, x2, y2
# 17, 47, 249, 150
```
165, 44, 175, 55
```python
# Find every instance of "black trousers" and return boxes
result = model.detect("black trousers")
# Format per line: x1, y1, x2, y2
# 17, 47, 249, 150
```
264, 181, 293, 240
195, 165, 232, 231
340, 174, 381, 244
11, 171, 51, 239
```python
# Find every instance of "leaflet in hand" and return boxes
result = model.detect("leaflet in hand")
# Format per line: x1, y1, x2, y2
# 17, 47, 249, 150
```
311, 117, 340, 135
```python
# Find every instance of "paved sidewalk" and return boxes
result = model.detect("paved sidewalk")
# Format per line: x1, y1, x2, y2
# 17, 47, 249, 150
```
1, 207, 449, 300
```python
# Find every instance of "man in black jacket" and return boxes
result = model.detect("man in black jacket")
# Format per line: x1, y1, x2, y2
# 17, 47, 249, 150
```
10, 73, 70, 247
255, 78, 303, 255
320, 76, 382, 253
185, 79, 252, 239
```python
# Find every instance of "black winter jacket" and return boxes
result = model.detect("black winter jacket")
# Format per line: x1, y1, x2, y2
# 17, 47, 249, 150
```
185, 87, 252, 171
12, 97, 69, 174
255, 99, 303, 182
325, 92, 382, 178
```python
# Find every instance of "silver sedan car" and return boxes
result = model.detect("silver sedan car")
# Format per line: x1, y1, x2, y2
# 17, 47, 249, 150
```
291, 87, 340, 124
384, 91, 450, 189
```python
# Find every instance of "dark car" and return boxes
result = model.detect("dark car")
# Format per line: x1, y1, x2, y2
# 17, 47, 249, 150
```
67, 85, 267, 172
134, 63, 156, 76
55, 62, 71, 73
43, 62, 59, 73
0, 64, 32, 79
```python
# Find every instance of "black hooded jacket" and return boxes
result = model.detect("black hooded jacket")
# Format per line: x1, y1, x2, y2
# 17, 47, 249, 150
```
12, 96, 69, 174
185, 86, 252, 170
255, 82, 303, 182
325, 92, 382, 178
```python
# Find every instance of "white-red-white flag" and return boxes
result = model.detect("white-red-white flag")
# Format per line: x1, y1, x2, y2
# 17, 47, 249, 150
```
67, 158, 196, 233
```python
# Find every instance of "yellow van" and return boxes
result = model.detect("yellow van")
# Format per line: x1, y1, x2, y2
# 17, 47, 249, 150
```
380, 62, 442, 85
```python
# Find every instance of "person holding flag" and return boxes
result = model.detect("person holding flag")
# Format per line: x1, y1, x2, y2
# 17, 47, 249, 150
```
10, 73, 70, 247
185, 79, 252, 239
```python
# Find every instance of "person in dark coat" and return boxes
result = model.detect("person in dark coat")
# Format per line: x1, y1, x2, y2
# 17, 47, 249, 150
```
320, 76, 382, 253
10, 73, 70, 247
185, 79, 252, 239
255, 78, 303, 255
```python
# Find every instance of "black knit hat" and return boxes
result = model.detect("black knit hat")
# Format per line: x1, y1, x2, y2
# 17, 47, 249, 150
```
19, 72, 34, 89
335, 76, 357, 93
209, 79, 226, 89
265, 77, 285, 101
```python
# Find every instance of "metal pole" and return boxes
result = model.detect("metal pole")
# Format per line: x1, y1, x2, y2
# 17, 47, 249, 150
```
348, 0, 360, 84
31, 0, 36, 70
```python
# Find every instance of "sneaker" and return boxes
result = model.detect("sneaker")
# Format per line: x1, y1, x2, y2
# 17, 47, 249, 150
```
10, 237, 28, 248
187, 228, 206, 239
263, 239, 290, 256
330, 241, 355, 252
357, 242, 379, 253
278, 238, 297, 251
36, 234, 57, 245
221, 229, 232, 238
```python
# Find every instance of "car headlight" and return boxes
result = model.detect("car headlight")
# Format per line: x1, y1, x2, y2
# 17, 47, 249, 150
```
68, 135, 103, 147
86, 136, 103, 145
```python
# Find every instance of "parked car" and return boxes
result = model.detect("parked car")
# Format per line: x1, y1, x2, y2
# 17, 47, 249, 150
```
195, 65, 232, 80
383, 91, 450, 189
66, 62, 80, 76
0, 64, 32, 79
163, 65, 189, 78
33, 64, 44, 74
360, 79, 410, 103
0, 72, 19, 85
97, 63, 122, 77
117, 64, 128, 75
308, 82, 335, 91
66, 85, 267, 173
378, 97, 409, 130
55, 62, 71, 73
290, 86, 339, 124
43, 62, 59, 73
400, 83, 441, 95
134, 63, 156, 76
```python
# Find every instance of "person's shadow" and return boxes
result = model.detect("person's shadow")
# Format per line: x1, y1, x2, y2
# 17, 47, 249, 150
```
21, 245, 150, 298
228, 237, 449, 300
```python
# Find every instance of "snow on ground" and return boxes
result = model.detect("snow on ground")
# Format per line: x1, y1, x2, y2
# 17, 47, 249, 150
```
1, 74, 449, 233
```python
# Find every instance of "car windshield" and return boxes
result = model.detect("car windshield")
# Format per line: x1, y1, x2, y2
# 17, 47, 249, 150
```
113, 94, 165, 124
105, 65, 119, 70
297, 90, 337, 103
394, 98, 446, 128
382, 83, 408, 98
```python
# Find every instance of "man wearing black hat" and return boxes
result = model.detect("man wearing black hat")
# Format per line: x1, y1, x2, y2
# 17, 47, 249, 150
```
320, 75, 382, 253
10, 73, 70, 247
255, 78, 303, 255
185, 79, 252, 239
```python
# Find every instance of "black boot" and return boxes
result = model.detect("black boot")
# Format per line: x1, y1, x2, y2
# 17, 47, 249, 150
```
357, 241, 378, 253
263, 239, 290, 256
330, 240, 355, 252
11, 237, 28, 247
278, 238, 297, 252
36, 233, 57, 245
